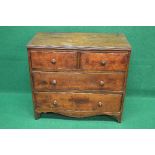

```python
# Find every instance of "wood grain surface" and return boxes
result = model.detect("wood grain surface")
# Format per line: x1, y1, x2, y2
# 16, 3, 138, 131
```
34, 92, 122, 115
27, 33, 131, 50
32, 71, 125, 91
80, 52, 129, 71
31, 50, 77, 70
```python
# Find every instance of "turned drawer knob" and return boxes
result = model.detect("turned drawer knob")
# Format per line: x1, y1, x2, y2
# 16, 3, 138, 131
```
100, 60, 107, 66
52, 100, 58, 106
51, 80, 57, 85
99, 80, 104, 86
98, 101, 103, 107
51, 58, 56, 64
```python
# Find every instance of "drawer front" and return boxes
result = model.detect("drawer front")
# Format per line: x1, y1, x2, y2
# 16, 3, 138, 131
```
80, 52, 129, 71
34, 92, 122, 114
32, 72, 125, 91
30, 50, 77, 70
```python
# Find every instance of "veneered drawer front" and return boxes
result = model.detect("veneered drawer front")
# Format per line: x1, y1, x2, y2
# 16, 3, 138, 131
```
80, 52, 129, 71
34, 92, 122, 114
32, 72, 125, 91
30, 50, 77, 70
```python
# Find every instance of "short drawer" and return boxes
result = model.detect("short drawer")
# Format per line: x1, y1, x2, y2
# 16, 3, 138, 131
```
80, 52, 129, 71
30, 50, 77, 70
34, 92, 122, 113
32, 71, 125, 91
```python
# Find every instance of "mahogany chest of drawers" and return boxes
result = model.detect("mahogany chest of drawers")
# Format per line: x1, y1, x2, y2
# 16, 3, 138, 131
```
27, 32, 131, 122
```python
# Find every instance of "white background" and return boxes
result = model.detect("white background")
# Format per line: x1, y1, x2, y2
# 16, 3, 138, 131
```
0, 0, 155, 25
0, 0, 155, 154
0, 130, 155, 155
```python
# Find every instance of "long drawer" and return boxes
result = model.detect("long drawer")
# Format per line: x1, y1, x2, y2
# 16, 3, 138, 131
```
34, 92, 122, 115
32, 71, 125, 91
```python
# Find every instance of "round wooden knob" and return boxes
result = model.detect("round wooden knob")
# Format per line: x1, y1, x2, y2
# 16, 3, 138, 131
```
98, 101, 103, 107
51, 80, 57, 85
99, 80, 104, 86
51, 58, 56, 64
100, 60, 107, 66
53, 100, 58, 106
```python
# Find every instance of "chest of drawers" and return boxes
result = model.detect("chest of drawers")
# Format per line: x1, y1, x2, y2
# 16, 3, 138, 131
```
27, 32, 131, 122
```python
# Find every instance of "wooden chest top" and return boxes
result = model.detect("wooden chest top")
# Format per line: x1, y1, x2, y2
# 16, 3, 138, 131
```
27, 32, 131, 50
